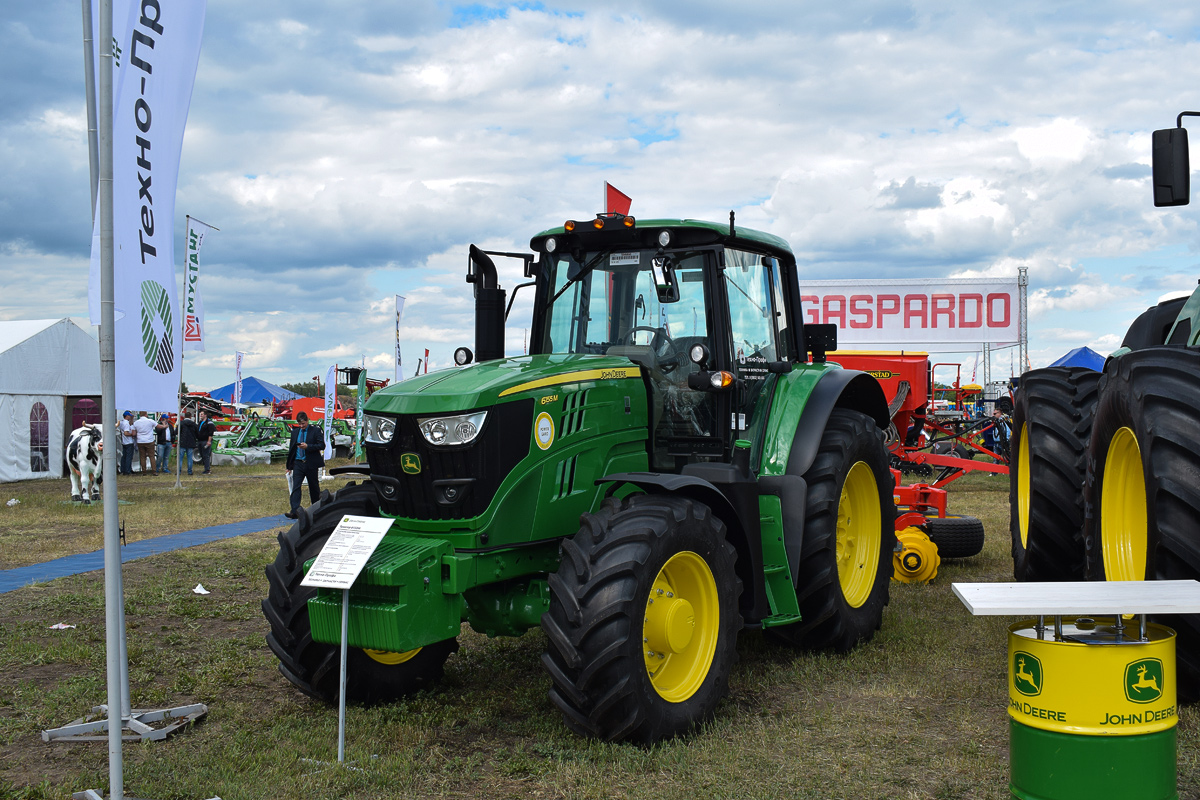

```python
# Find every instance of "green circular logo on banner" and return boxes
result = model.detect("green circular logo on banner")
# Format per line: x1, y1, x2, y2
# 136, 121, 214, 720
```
139, 280, 175, 374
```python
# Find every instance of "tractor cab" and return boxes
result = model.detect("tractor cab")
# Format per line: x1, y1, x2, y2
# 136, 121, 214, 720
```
521, 214, 801, 471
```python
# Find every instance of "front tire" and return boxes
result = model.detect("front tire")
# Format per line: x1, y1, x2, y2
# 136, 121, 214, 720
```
262, 481, 457, 704
769, 408, 894, 652
1009, 367, 1101, 581
541, 495, 741, 743
1083, 348, 1200, 701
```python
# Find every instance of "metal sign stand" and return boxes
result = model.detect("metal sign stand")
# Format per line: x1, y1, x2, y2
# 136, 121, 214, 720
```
298, 514, 393, 769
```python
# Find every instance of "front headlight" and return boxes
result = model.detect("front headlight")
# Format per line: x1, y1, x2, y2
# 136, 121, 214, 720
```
418, 410, 487, 446
364, 414, 396, 444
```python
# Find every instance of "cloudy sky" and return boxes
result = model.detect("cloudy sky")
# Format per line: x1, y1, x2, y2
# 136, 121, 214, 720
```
4, 1, 1200, 392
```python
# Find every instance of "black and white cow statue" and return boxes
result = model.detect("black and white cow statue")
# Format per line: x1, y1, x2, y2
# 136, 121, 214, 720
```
67, 424, 104, 504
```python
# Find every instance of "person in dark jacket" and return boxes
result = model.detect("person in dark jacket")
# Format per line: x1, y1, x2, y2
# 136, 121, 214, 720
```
178, 409, 199, 476
196, 410, 217, 475
284, 412, 325, 518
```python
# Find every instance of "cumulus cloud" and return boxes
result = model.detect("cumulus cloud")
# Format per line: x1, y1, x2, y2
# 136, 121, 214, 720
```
4, 2, 1200, 387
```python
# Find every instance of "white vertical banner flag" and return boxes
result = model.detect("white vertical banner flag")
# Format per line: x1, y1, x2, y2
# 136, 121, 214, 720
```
234, 351, 245, 404
87, 0, 208, 410
324, 364, 337, 460
183, 218, 217, 352
394, 294, 406, 384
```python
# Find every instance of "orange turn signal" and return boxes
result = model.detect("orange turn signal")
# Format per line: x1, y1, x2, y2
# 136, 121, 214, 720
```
564, 220, 576, 232
710, 371, 734, 389
593, 218, 605, 229
623, 216, 635, 227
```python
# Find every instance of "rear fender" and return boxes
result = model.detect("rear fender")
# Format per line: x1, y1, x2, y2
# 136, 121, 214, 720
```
785, 370, 890, 477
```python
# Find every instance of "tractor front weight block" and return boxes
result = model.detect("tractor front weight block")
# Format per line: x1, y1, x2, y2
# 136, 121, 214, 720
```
307, 534, 461, 653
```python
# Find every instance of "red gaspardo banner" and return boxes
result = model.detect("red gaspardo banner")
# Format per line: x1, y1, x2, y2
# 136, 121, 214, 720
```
801, 278, 1019, 345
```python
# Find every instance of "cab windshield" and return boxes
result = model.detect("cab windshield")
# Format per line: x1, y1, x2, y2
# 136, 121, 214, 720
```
540, 248, 711, 362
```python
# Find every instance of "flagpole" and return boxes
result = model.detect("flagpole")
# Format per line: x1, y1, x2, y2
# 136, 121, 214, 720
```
96, 0, 126, 793
81, 0, 99, 221
174, 216, 190, 489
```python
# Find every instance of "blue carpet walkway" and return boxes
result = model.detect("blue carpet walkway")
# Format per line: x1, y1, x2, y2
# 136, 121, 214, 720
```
0, 515, 288, 594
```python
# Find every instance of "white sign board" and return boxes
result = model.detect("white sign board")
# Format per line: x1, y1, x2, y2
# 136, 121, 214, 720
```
802, 278, 1020, 346
300, 515, 393, 590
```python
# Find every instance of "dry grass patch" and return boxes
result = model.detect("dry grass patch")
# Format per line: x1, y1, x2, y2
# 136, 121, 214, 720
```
1, 470, 1198, 798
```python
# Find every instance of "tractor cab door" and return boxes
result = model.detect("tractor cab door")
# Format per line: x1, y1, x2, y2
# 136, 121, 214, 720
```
616, 253, 724, 470
720, 249, 793, 451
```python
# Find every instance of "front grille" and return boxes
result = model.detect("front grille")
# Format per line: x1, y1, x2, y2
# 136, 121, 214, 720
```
366, 400, 533, 520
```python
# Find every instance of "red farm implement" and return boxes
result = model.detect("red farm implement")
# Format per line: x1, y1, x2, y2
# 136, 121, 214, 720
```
829, 352, 1010, 580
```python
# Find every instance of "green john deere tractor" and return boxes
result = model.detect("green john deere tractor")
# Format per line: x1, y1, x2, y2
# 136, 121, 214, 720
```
1010, 112, 1200, 700
263, 212, 895, 742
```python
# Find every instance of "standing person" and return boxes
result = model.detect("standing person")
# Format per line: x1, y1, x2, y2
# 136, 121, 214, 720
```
155, 414, 175, 473
197, 410, 216, 475
284, 412, 325, 519
178, 409, 199, 476
133, 410, 157, 474
118, 411, 137, 475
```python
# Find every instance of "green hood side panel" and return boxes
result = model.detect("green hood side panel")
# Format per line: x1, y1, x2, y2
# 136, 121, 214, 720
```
374, 354, 651, 547
757, 362, 841, 478
364, 354, 645, 416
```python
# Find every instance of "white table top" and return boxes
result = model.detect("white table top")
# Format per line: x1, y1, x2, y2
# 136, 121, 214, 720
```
952, 580, 1200, 616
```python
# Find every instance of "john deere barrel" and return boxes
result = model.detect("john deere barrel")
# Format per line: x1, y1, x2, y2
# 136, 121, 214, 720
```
1008, 618, 1177, 800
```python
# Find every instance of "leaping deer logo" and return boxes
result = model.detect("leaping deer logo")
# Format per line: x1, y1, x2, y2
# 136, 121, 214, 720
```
1124, 658, 1164, 703
1130, 664, 1160, 695
1015, 656, 1040, 694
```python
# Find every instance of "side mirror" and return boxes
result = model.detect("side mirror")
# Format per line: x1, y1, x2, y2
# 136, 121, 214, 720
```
804, 323, 838, 364
651, 255, 680, 303
1153, 127, 1190, 207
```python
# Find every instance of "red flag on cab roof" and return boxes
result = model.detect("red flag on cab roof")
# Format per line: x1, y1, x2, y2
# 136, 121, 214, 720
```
605, 182, 632, 215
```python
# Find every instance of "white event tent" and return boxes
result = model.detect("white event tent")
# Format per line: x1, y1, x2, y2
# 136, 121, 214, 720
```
0, 319, 102, 483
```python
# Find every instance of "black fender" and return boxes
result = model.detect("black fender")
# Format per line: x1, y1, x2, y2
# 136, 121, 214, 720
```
597, 471, 770, 621
786, 369, 890, 477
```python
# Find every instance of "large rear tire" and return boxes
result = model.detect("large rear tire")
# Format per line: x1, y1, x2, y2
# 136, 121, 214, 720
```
262, 481, 457, 704
926, 515, 985, 559
768, 408, 894, 652
1009, 367, 1101, 581
541, 495, 741, 743
1083, 348, 1200, 702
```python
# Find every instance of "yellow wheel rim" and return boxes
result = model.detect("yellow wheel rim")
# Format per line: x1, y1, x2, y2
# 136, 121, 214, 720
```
1017, 423, 1031, 549
1100, 426, 1148, 581
643, 550, 719, 703
363, 647, 422, 665
837, 461, 882, 608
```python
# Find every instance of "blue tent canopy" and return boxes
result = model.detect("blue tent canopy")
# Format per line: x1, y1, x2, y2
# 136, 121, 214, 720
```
1048, 346, 1106, 371
206, 376, 301, 403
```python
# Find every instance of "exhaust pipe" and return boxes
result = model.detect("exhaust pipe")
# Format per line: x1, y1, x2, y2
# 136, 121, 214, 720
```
467, 245, 506, 362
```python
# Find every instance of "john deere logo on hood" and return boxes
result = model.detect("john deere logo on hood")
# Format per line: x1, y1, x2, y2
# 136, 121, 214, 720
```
401, 453, 421, 475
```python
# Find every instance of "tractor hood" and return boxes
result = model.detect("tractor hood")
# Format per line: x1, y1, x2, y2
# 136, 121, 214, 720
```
364, 354, 644, 416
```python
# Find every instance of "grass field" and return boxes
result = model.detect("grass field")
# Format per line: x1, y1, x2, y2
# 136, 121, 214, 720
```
1, 469, 1197, 799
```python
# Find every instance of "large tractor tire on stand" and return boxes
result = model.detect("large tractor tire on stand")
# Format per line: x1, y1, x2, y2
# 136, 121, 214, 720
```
1083, 347, 1200, 702
768, 408, 894, 652
926, 515, 986, 559
541, 495, 742, 743
1009, 366, 1101, 581
262, 481, 458, 704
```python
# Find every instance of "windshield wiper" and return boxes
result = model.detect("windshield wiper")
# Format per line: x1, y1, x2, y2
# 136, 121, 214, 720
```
550, 249, 613, 305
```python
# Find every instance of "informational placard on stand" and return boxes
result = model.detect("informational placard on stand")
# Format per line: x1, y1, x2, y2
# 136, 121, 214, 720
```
300, 514, 393, 763
301, 515, 393, 590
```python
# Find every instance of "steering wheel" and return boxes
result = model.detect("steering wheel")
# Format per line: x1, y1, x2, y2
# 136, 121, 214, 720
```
617, 326, 688, 373
618, 325, 672, 349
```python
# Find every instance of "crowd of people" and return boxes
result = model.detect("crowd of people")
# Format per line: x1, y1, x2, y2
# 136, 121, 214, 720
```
117, 408, 217, 476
